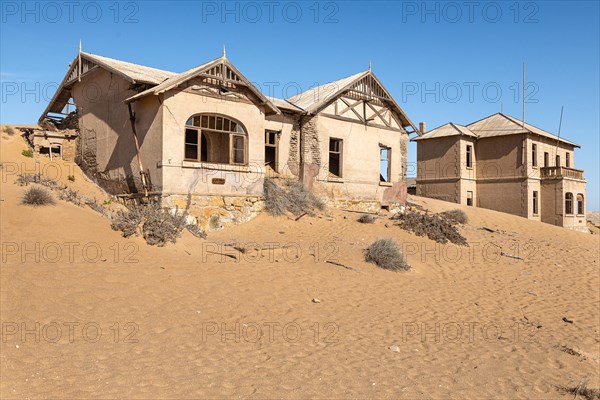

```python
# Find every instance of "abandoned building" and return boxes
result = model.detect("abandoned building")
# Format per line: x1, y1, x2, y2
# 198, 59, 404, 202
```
39, 49, 420, 226
413, 113, 587, 231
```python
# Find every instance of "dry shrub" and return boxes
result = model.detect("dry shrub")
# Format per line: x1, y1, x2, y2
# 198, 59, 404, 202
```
15, 173, 58, 188
558, 382, 600, 400
111, 204, 202, 246
21, 186, 55, 206
186, 224, 207, 239
358, 214, 376, 224
393, 210, 467, 245
264, 177, 325, 216
440, 209, 468, 224
364, 238, 409, 271
21, 149, 33, 158
4, 126, 15, 136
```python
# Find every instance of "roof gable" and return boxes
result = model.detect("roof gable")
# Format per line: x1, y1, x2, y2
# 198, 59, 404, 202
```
412, 122, 477, 141
286, 71, 419, 133
126, 56, 280, 115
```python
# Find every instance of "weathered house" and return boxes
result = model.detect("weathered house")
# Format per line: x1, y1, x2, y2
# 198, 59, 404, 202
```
413, 113, 587, 231
40, 50, 419, 226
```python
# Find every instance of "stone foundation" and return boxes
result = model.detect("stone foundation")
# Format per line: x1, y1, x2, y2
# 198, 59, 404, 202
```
162, 194, 264, 231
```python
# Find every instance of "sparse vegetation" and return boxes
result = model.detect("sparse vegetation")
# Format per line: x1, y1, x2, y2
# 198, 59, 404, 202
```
15, 173, 57, 188
393, 210, 467, 246
21, 149, 33, 158
558, 382, 600, 400
67, 175, 75, 182
111, 204, 202, 246
440, 209, 468, 224
364, 238, 409, 271
209, 214, 222, 230
21, 186, 55, 207
264, 177, 325, 216
4, 126, 15, 136
186, 224, 207, 239
358, 214, 376, 224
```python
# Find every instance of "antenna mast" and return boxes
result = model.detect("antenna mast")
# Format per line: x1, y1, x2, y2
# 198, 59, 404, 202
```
522, 63, 526, 127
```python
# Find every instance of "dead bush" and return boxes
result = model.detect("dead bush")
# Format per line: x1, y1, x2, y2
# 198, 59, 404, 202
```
558, 382, 600, 400
111, 204, 189, 246
21, 186, 55, 207
358, 214, 376, 224
4, 126, 15, 136
393, 210, 467, 246
365, 238, 409, 271
440, 209, 468, 224
15, 173, 58, 188
264, 177, 325, 216
186, 224, 207, 239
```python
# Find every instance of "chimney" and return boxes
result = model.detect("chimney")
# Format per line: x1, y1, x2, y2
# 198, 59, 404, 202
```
419, 122, 426, 135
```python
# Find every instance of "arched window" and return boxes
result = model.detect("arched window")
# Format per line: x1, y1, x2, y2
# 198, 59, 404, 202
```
184, 114, 247, 165
565, 192, 573, 215
577, 194, 584, 215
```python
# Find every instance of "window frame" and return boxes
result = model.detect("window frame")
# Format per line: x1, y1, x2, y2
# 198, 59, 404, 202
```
379, 145, 392, 183
532, 190, 538, 215
565, 192, 573, 215
184, 114, 248, 165
466, 144, 473, 168
328, 138, 343, 178
265, 130, 279, 172
531, 143, 537, 167
577, 194, 584, 215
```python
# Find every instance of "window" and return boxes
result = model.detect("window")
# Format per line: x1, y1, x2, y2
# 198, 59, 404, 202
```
184, 114, 247, 165
577, 194, 584, 215
467, 191, 473, 206
380, 145, 391, 182
565, 192, 573, 214
531, 144, 537, 167
566, 153, 571, 168
265, 130, 279, 172
544, 152, 549, 167
466, 145, 472, 168
329, 138, 342, 178
556, 154, 560, 167
532, 191, 538, 215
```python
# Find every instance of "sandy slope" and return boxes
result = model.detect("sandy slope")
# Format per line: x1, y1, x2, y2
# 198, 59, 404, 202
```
1, 128, 599, 399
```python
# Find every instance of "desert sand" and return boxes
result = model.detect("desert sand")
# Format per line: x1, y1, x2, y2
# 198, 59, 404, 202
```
1, 126, 599, 399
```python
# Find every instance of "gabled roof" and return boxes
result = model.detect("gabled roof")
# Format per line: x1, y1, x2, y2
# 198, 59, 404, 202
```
285, 70, 420, 133
468, 113, 579, 147
270, 97, 304, 112
126, 55, 280, 115
411, 122, 477, 141
81, 52, 176, 84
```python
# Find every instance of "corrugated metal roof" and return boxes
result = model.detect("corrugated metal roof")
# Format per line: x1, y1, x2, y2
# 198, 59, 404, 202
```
468, 113, 579, 147
82, 52, 176, 84
285, 71, 368, 112
412, 122, 477, 141
271, 97, 303, 112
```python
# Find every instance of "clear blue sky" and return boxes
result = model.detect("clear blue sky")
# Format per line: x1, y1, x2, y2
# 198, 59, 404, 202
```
1, 1, 598, 209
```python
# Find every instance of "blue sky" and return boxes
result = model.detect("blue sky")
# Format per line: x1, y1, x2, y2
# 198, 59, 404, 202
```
1, 1, 598, 209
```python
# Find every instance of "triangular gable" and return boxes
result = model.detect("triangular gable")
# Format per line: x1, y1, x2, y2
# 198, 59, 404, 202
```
287, 71, 419, 134
412, 122, 477, 141
126, 56, 280, 115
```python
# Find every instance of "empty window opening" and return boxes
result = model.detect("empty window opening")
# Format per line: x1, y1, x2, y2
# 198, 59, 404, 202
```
185, 114, 247, 165
544, 152, 549, 167
380, 145, 391, 182
329, 138, 342, 178
466, 144, 472, 168
533, 191, 538, 215
467, 191, 473, 206
565, 192, 573, 215
577, 194, 584, 214
531, 144, 537, 167
566, 153, 571, 168
556, 154, 560, 167
265, 130, 278, 172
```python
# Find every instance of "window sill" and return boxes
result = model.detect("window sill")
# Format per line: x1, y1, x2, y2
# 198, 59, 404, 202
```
327, 177, 344, 183
379, 181, 393, 187
182, 160, 253, 172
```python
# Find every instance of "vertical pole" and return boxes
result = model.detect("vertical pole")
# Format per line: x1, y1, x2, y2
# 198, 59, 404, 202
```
522, 63, 526, 127
127, 103, 149, 199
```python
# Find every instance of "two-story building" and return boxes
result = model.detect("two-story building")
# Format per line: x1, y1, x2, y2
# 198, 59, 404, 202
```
413, 113, 587, 232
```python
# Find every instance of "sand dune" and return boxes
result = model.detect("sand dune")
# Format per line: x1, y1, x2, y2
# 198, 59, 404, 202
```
1, 128, 599, 399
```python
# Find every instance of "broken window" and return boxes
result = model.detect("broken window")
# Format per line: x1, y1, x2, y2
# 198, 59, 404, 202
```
265, 130, 279, 172
566, 153, 571, 168
531, 144, 537, 167
329, 138, 342, 178
185, 114, 247, 165
467, 191, 473, 206
380, 145, 391, 182
556, 154, 560, 167
565, 192, 573, 214
466, 144, 472, 168
544, 152, 549, 167
532, 191, 538, 215
577, 194, 584, 215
